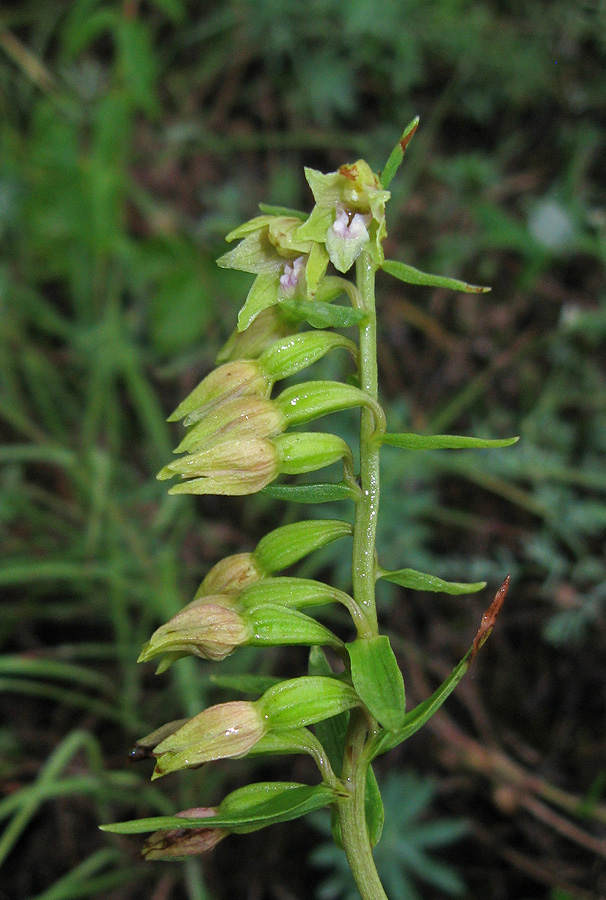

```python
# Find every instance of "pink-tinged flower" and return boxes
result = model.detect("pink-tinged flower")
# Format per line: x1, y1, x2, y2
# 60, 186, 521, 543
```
296, 159, 390, 272
194, 553, 262, 599
152, 701, 266, 778
142, 808, 227, 860
216, 214, 314, 330
278, 255, 307, 297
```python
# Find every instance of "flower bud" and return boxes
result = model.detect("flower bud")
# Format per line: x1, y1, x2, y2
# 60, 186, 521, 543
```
167, 361, 271, 424
217, 306, 295, 363
158, 437, 281, 496
195, 553, 263, 599
152, 701, 266, 778
174, 396, 285, 455
138, 604, 251, 667
142, 808, 227, 860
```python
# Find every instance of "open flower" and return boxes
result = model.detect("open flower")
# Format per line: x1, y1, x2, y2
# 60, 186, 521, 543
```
217, 214, 315, 331
296, 159, 390, 272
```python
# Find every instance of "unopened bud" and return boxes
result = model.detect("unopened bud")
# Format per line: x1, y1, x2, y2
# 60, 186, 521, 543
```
152, 701, 266, 778
138, 604, 251, 667
174, 396, 285, 454
167, 361, 270, 424
142, 808, 227, 860
158, 437, 281, 496
195, 553, 262, 599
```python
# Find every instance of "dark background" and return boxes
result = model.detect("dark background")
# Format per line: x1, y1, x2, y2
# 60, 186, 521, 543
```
1, 1, 605, 898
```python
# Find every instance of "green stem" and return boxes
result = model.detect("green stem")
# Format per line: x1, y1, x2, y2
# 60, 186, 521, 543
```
335, 254, 387, 900
337, 712, 388, 900
351, 252, 381, 636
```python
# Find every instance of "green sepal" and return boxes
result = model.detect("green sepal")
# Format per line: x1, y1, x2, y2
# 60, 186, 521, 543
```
380, 117, 419, 189
237, 272, 281, 331
378, 567, 486, 595
210, 673, 283, 696
262, 482, 358, 503
101, 782, 340, 836
278, 297, 367, 329
347, 636, 406, 731
260, 675, 360, 729
240, 576, 355, 612
382, 259, 491, 294
259, 203, 307, 220
254, 519, 352, 575
274, 432, 352, 475
295, 204, 334, 242
369, 651, 472, 760
381, 433, 519, 450
277, 381, 383, 429
216, 230, 285, 275
259, 330, 357, 381
245, 603, 343, 650
305, 240, 330, 295
223, 215, 275, 242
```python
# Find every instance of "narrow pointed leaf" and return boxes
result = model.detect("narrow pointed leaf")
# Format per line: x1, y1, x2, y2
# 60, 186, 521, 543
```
347, 636, 406, 731
101, 783, 339, 835
380, 117, 420, 189
382, 432, 519, 450
370, 651, 472, 759
261, 483, 357, 503
378, 567, 486, 595
370, 577, 509, 758
382, 259, 490, 294
278, 298, 367, 329
308, 647, 350, 774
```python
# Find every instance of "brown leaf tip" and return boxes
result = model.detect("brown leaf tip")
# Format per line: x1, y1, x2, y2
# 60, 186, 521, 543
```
470, 575, 510, 661
399, 120, 419, 154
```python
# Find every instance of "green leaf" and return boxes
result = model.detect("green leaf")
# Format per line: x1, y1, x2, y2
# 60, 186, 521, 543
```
380, 117, 420, 189
365, 766, 384, 847
308, 647, 350, 774
382, 259, 490, 294
347, 636, 406, 731
101, 783, 338, 835
261, 483, 357, 503
382, 432, 519, 450
370, 652, 472, 759
210, 674, 284, 696
378, 568, 486, 595
278, 298, 367, 329
259, 203, 307, 220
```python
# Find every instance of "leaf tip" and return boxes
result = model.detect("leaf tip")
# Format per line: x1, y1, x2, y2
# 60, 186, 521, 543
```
470, 575, 510, 662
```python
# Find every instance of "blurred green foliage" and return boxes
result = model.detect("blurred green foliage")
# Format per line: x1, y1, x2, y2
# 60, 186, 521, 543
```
1, 1, 605, 898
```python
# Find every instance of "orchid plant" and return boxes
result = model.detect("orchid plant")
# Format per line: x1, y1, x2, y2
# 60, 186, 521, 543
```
102, 119, 514, 900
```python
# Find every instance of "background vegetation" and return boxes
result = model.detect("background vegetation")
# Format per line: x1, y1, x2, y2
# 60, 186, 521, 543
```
1, 1, 605, 898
